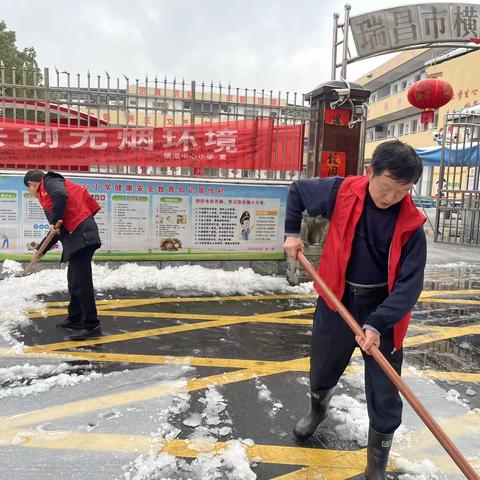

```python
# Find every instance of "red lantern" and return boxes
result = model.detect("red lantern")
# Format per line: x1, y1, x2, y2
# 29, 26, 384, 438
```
407, 77, 453, 128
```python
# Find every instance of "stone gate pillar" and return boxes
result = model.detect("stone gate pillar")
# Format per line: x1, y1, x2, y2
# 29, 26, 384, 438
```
306, 80, 370, 178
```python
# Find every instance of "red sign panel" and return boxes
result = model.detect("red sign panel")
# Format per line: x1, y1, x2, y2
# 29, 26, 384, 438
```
324, 109, 350, 126
320, 151, 346, 178
0, 120, 303, 172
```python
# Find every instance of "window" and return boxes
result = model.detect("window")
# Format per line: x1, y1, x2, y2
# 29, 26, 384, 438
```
181, 101, 225, 116
152, 101, 168, 109
152, 101, 169, 113
377, 84, 391, 100
412, 119, 418, 133
129, 99, 137, 106
392, 84, 398, 94
405, 124, 409, 135
398, 123, 404, 135
414, 74, 421, 82
401, 80, 407, 90
390, 125, 395, 137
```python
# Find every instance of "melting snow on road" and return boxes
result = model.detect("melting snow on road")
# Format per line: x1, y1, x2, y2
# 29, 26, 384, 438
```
0, 362, 120, 399
123, 386, 256, 480
1, 260, 478, 479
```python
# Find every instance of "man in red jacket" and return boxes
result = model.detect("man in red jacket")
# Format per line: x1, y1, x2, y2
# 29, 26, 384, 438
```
284, 140, 426, 479
24, 170, 102, 341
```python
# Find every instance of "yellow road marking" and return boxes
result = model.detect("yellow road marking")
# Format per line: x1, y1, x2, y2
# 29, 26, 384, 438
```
418, 370, 480, 382
0, 428, 367, 471
27, 317, 256, 352
42, 293, 318, 309
1, 368, 280, 431
403, 326, 480, 349
27, 307, 317, 352
5, 290, 480, 478
3, 345, 480, 384
418, 298, 480, 305
2, 427, 475, 477
29, 350, 293, 371
28, 308, 239, 321
419, 289, 480, 298
400, 410, 480, 450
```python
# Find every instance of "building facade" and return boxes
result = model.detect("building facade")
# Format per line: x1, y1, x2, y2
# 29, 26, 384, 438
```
355, 47, 480, 196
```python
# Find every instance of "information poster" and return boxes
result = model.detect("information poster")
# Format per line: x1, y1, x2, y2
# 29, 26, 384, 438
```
0, 191, 19, 253
191, 197, 280, 251
111, 194, 150, 250
0, 174, 287, 256
152, 195, 189, 252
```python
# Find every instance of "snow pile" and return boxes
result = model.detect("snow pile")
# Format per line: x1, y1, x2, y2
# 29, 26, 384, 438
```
123, 386, 256, 480
330, 393, 369, 446
0, 362, 117, 398
395, 457, 439, 480
92, 263, 313, 296
186, 386, 233, 444
0, 260, 313, 345
124, 440, 255, 480
1, 259, 23, 276
445, 388, 469, 407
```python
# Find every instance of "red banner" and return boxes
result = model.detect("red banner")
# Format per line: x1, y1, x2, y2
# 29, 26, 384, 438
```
320, 151, 346, 177
0, 120, 303, 172
324, 109, 351, 126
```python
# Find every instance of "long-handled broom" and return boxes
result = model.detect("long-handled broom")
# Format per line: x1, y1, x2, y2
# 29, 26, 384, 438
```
297, 251, 479, 479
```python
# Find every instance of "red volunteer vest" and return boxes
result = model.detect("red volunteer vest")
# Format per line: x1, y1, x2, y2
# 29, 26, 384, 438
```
316, 175, 425, 349
37, 177, 100, 233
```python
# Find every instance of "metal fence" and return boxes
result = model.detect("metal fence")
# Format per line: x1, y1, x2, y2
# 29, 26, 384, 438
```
434, 112, 480, 245
0, 65, 310, 181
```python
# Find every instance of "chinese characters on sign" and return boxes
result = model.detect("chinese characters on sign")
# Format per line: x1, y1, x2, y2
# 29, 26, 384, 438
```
0, 120, 304, 172
0, 175, 287, 255
320, 151, 347, 178
351, 4, 480, 57
324, 109, 351, 126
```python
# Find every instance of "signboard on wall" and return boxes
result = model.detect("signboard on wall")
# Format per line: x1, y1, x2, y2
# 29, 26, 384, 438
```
0, 174, 287, 256
350, 4, 480, 57
320, 151, 346, 177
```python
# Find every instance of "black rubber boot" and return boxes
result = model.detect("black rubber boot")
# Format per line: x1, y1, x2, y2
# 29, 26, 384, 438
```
364, 427, 394, 480
293, 388, 335, 439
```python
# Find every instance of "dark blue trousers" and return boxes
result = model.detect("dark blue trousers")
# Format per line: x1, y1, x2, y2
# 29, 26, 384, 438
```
310, 286, 403, 434
67, 246, 99, 330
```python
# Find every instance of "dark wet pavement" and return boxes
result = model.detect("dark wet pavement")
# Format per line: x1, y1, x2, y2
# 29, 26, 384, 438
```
2, 263, 480, 479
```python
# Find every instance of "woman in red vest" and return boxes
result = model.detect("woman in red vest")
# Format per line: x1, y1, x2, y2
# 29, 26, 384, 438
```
24, 170, 102, 341
284, 140, 426, 480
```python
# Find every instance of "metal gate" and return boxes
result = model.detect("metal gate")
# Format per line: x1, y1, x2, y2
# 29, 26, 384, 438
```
0, 65, 309, 181
434, 112, 480, 245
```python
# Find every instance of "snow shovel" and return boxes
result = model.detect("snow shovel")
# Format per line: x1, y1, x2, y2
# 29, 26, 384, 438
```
23, 221, 62, 276
296, 251, 479, 480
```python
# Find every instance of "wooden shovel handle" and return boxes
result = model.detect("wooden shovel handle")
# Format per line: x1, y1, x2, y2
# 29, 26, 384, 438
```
24, 220, 62, 276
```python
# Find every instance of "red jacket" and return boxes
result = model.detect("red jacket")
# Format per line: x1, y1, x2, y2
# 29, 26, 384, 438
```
37, 177, 100, 233
316, 175, 426, 349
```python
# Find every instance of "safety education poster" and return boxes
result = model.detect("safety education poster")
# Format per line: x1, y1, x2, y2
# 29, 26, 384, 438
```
0, 174, 287, 255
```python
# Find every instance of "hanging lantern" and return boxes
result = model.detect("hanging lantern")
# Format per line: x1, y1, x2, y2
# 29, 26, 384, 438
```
407, 77, 453, 128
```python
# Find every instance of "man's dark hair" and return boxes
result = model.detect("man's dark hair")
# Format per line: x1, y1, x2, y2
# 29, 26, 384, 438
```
23, 169, 45, 186
371, 140, 423, 184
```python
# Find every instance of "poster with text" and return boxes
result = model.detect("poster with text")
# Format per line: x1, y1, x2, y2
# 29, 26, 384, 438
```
0, 174, 287, 255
